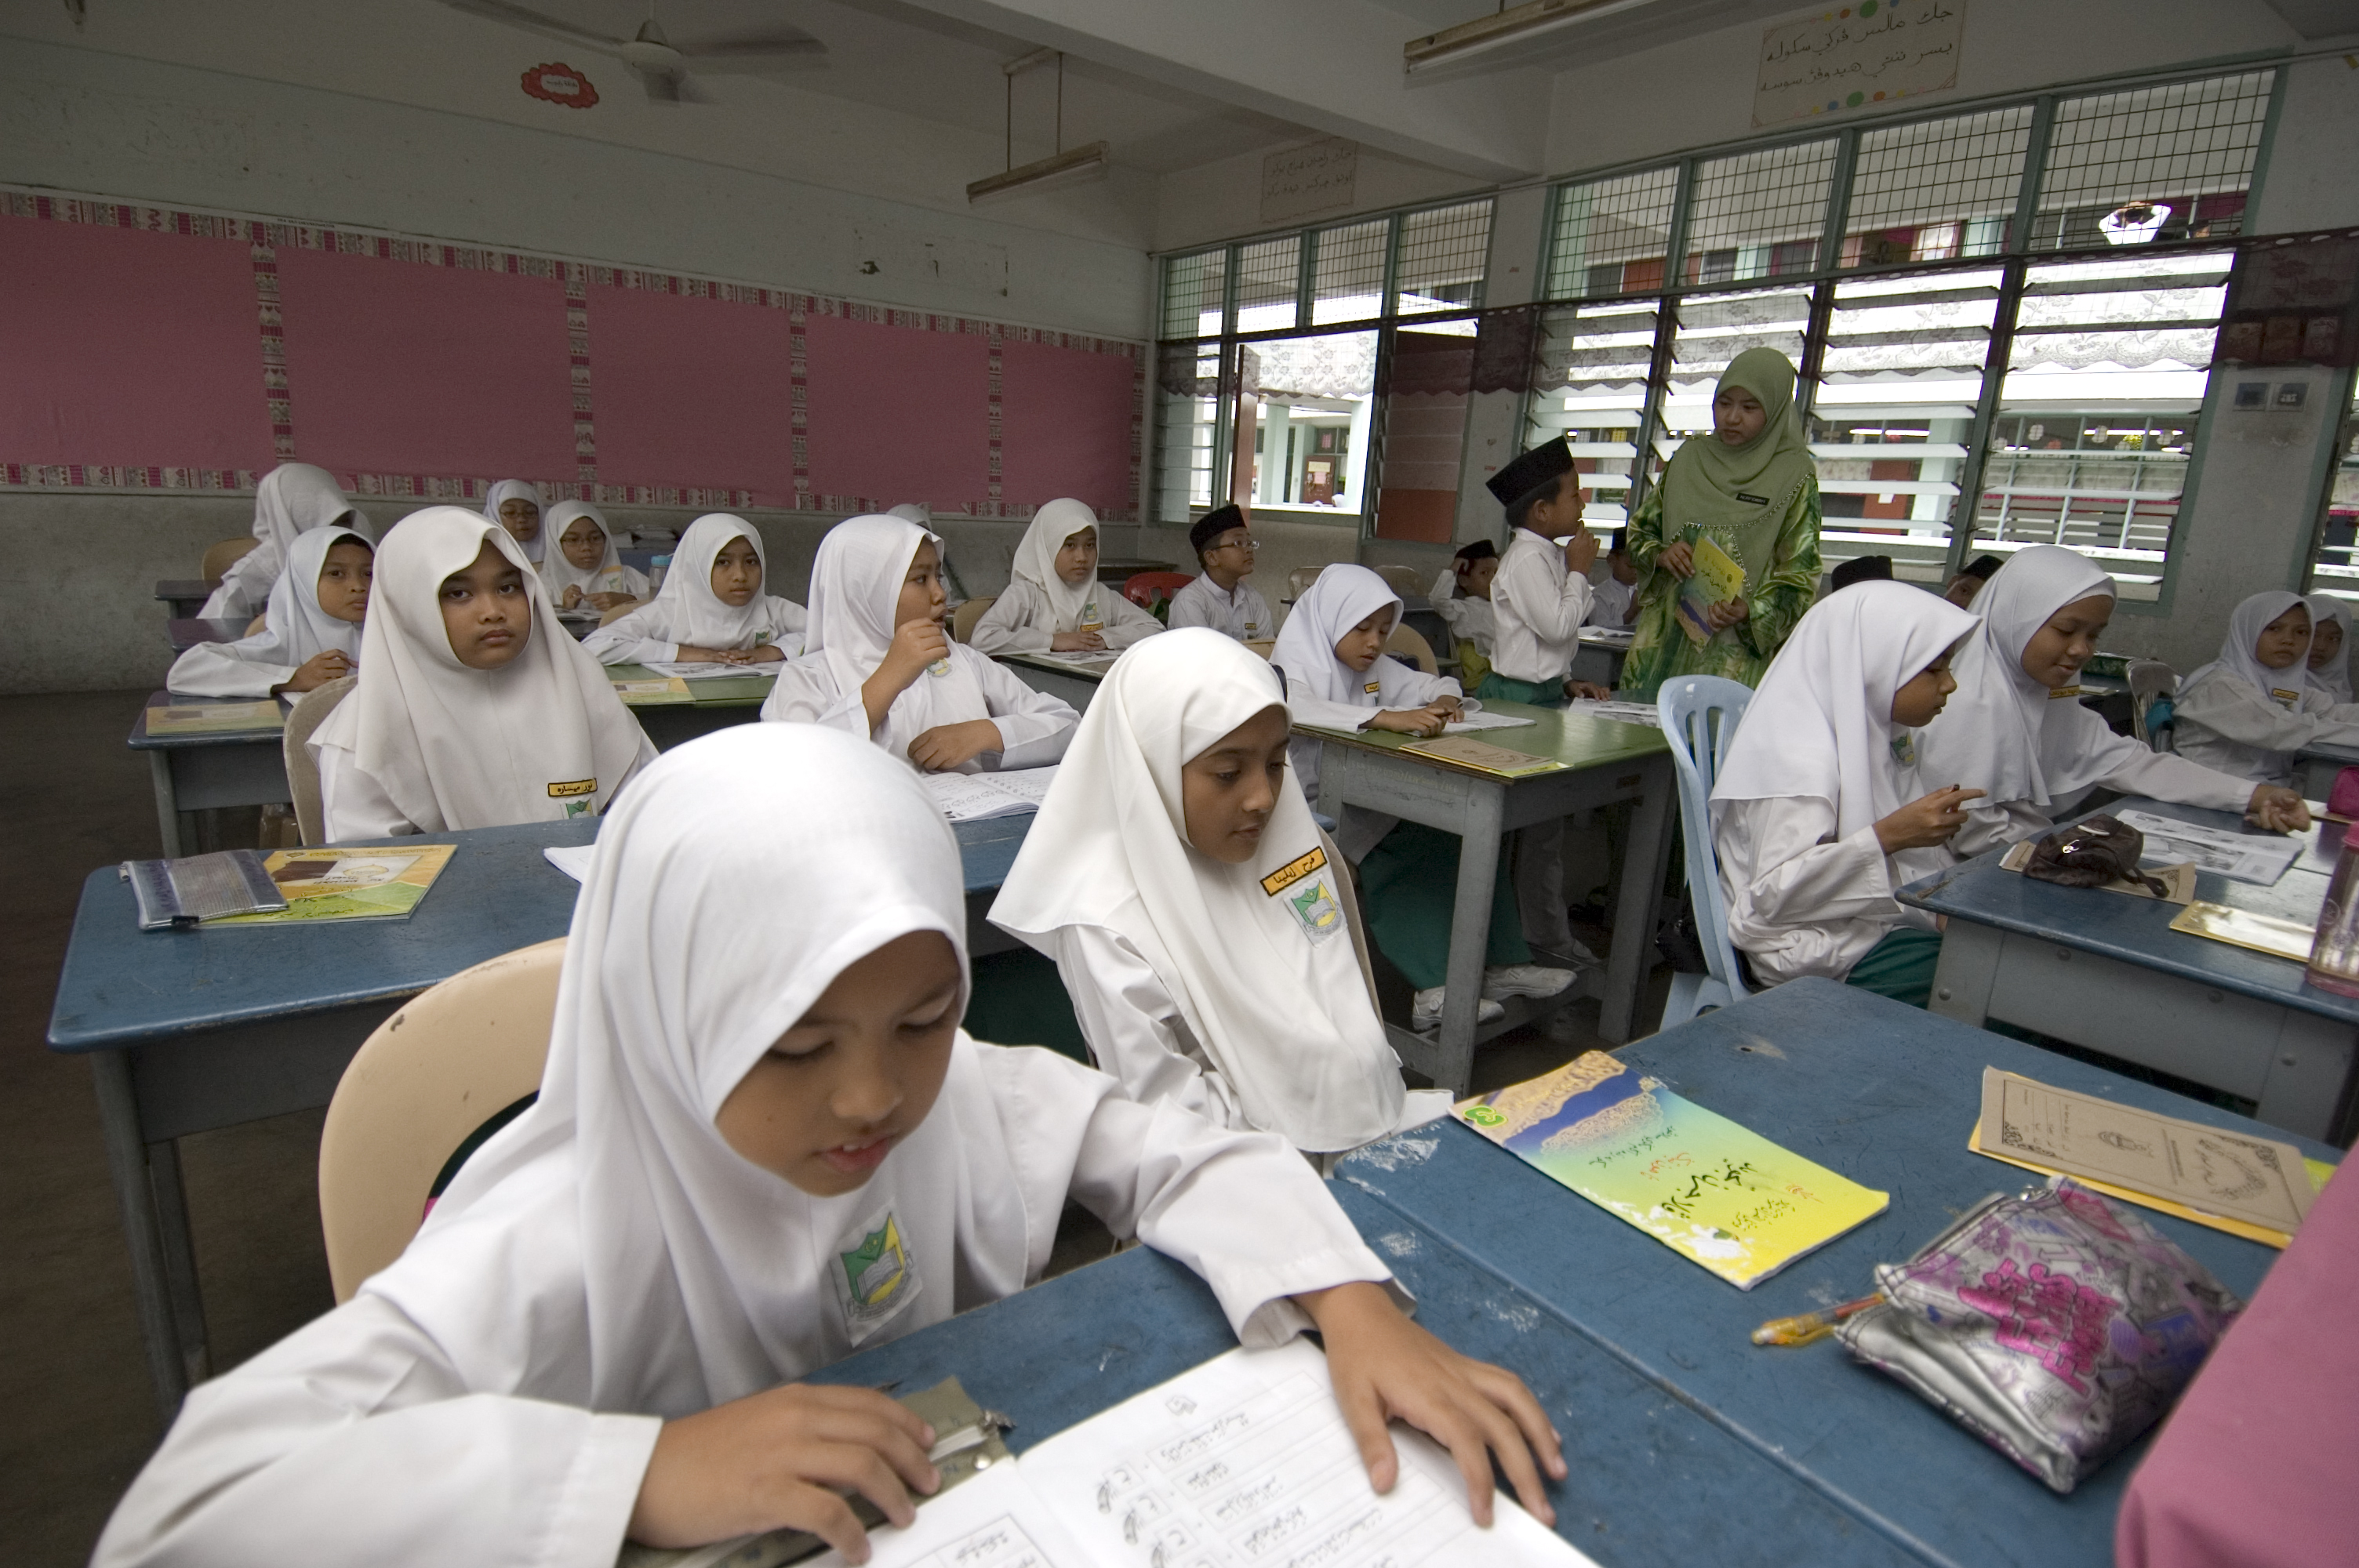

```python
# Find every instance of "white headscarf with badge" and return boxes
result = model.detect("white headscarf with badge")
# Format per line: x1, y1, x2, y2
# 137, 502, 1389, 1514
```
313, 507, 647, 831
538, 501, 632, 602
1915, 545, 2123, 808
482, 479, 546, 563
2183, 590, 2313, 713
991, 630, 1426, 1153
234, 524, 370, 672
616, 514, 799, 652
1009, 497, 1103, 633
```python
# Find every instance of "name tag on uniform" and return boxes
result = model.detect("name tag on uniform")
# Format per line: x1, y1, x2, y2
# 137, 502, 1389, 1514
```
1363, 681, 1381, 695
2272, 688, 2300, 708
1079, 600, 1103, 633
547, 778, 598, 818
1262, 846, 1344, 946
1736, 491, 1770, 505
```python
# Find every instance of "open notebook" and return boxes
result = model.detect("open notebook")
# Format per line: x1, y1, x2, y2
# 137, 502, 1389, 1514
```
923, 767, 1059, 822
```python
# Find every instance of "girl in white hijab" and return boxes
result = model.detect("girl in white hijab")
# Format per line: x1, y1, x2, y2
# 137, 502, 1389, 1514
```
993, 630, 1452, 1151
168, 526, 372, 699
198, 463, 365, 620
1915, 546, 2304, 858
2306, 594, 2354, 702
309, 507, 655, 839
762, 514, 1075, 773
482, 478, 546, 563
967, 498, 1165, 656
2174, 590, 2359, 786
583, 514, 807, 667
540, 501, 649, 613
1270, 564, 1570, 1033
1713, 580, 1982, 1004
96, 724, 1564, 1568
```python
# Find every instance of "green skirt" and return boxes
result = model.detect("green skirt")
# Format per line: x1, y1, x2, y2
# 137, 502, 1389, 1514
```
1356, 820, 1530, 991
1474, 672, 1564, 708
1844, 927, 1943, 1009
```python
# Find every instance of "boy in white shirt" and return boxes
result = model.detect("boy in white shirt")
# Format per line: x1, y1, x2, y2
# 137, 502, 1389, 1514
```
1586, 535, 1638, 629
1166, 503, 1273, 641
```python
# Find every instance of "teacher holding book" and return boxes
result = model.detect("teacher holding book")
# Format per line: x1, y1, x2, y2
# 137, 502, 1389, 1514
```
1619, 347, 1823, 700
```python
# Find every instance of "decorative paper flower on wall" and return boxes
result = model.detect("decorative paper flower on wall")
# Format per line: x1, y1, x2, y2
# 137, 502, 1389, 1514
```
522, 63, 599, 108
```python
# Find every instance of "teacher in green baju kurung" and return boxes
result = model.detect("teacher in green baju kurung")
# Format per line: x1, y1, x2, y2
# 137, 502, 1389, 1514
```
1619, 347, 1823, 701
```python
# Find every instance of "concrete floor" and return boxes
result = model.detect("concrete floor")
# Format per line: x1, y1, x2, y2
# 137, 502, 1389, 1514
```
0, 688, 1667, 1564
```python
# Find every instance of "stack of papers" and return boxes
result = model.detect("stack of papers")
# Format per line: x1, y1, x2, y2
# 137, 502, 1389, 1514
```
2116, 809, 2303, 885
924, 766, 1059, 822
641, 661, 777, 680
1565, 699, 1659, 728
1442, 710, 1536, 734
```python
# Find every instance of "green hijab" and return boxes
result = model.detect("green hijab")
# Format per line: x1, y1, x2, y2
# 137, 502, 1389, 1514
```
1655, 347, 1815, 583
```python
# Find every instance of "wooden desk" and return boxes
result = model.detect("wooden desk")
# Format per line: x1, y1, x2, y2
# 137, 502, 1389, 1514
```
49, 813, 1036, 1420
155, 579, 213, 618
1300, 700, 1674, 1092
165, 617, 249, 654
1336, 978, 2337, 1566
1900, 797, 2359, 1142
129, 693, 290, 858
995, 649, 1111, 713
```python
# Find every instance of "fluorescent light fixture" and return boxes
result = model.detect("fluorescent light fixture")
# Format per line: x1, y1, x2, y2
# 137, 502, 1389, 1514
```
1405, 0, 1659, 72
967, 141, 1110, 205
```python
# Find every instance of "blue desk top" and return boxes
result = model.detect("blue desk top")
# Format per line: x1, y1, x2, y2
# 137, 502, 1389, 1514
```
2299, 739, 2359, 766
1333, 978, 2335, 1568
1897, 797, 2359, 1025
154, 578, 212, 602
166, 617, 249, 652
49, 814, 1035, 1053
129, 691, 286, 751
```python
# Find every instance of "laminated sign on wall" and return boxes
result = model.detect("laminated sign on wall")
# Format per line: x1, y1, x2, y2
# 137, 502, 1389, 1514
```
1754, 1, 1965, 128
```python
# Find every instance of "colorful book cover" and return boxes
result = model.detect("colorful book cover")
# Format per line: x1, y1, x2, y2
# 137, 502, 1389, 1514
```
204, 844, 456, 926
611, 677, 692, 706
1673, 535, 1747, 647
146, 699, 284, 735
1456, 1051, 1889, 1289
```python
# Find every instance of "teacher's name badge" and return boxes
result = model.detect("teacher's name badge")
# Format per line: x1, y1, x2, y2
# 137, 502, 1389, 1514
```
1262, 844, 1345, 945
547, 778, 598, 818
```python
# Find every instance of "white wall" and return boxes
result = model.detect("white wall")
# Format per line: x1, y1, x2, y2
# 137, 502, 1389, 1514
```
1153, 140, 1488, 255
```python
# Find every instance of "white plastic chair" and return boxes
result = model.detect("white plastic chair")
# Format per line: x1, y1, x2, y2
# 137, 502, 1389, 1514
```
1656, 675, 1754, 1028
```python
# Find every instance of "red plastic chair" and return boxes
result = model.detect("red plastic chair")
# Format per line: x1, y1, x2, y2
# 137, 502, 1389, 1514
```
1123, 571, 1195, 610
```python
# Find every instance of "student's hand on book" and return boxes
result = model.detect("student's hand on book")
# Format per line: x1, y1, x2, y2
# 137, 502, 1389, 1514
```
587, 590, 634, 612
674, 646, 732, 664
1704, 597, 1750, 631
1366, 706, 1450, 739
1050, 630, 1107, 652
1561, 531, 1600, 574
907, 719, 1005, 771
1564, 681, 1612, 702
1295, 1281, 1564, 1530
1658, 541, 1695, 579
2246, 785, 2310, 833
1874, 785, 1986, 854
748, 644, 789, 663
628, 1381, 940, 1563
560, 584, 583, 609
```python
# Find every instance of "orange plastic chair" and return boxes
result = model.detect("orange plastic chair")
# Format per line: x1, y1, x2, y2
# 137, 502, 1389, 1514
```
1123, 571, 1194, 609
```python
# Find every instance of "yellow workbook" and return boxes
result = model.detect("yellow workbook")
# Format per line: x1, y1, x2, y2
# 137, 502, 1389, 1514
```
1674, 535, 1747, 646
203, 844, 457, 926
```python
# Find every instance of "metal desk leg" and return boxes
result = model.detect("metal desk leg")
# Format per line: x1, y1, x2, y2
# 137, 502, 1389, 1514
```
148, 750, 184, 858
1927, 922, 2001, 1028
1598, 754, 1675, 1042
147, 1138, 213, 1389
1433, 787, 1507, 1096
90, 1052, 189, 1421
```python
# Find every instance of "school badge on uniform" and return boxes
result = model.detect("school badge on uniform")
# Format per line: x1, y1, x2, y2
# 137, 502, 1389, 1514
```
831, 1207, 922, 1345
1888, 733, 1917, 768
547, 779, 598, 819
1080, 600, 1104, 633
1262, 845, 1344, 945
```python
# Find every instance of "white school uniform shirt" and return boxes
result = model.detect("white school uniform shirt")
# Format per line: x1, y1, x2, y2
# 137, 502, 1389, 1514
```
968, 497, 1165, 655
1167, 572, 1273, 641
581, 513, 806, 666
1428, 566, 1499, 655
1488, 528, 1592, 684
1711, 582, 1976, 985
1917, 546, 2254, 859
2168, 589, 2359, 787
1271, 564, 1459, 858
199, 463, 362, 620
759, 513, 1077, 771
537, 501, 651, 607
310, 508, 655, 840
168, 525, 368, 699
1586, 573, 1637, 629
96, 724, 1396, 1568
2307, 595, 2354, 703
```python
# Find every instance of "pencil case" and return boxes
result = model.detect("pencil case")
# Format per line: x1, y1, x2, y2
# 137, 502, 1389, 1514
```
1835, 1178, 2241, 1493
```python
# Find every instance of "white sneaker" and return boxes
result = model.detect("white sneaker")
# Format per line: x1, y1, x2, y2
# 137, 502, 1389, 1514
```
1482, 963, 1578, 1001
1411, 986, 1506, 1032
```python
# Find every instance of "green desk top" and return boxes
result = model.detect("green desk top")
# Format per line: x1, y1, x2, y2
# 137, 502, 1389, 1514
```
605, 662, 776, 707
1295, 698, 1665, 781
995, 649, 1118, 682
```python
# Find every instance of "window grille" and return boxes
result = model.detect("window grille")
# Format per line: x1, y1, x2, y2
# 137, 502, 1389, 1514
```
1396, 201, 1492, 317
1310, 220, 1389, 326
1150, 344, 1222, 522
1659, 287, 1815, 470
1845, 107, 2032, 267
1234, 236, 1301, 335
2310, 383, 2359, 601
1161, 249, 1227, 340
1546, 166, 1680, 299
1525, 302, 1660, 525
2033, 71, 2273, 251
1684, 140, 1837, 283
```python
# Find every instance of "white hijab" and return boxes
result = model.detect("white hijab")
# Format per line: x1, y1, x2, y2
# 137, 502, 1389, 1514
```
1713, 580, 1977, 845
538, 501, 627, 600
887, 503, 932, 527
2184, 590, 2311, 711
366, 724, 1034, 1417
1010, 498, 1101, 631
1270, 564, 1419, 706
2307, 595, 2353, 703
1915, 546, 2120, 808
249, 462, 360, 568
627, 514, 789, 651
318, 506, 647, 831
991, 630, 1409, 1152
482, 479, 546, 562
235, 524, 369, 671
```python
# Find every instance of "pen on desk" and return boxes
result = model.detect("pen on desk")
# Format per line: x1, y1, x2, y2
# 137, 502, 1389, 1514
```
1750, 1293, 1883, 1347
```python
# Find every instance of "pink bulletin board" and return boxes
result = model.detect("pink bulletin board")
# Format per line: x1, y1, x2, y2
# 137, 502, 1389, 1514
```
800, 313, 990, 510
0, 214, 272, 472
588, 281, 795, 505
273, 245, 578, 484
997, 338, 1138, 513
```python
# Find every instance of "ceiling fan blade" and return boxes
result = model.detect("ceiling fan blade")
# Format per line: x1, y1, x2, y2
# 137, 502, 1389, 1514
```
439, 0, 623, 53
674, 34, 829, 60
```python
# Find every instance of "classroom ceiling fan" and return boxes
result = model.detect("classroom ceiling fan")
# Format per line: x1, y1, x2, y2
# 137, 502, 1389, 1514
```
442, 0, 827, 103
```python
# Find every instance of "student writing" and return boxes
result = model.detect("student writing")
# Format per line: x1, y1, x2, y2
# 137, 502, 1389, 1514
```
308, 507, 655, 839
199, 463, 365, 621
967, 498, 1163, 655
1711, 581, 1983, 1007
761, 513, 1076, 772
1273, 564, 1572, 1033
96, 725, 1565, 1566
1165, 503, 1272, 641
167, 527, 371, 699
583, 514, 806, 666
541, 501, 649, 613
1914, 546, 2306, 858
992, 630, 1452, 1150
483, 478, 545, 564
2172, 591, 2359, 787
